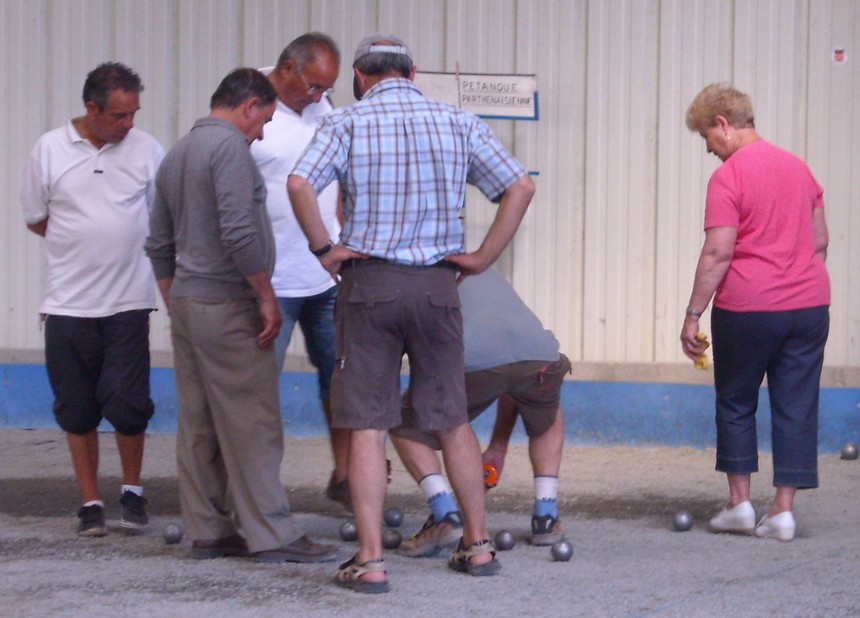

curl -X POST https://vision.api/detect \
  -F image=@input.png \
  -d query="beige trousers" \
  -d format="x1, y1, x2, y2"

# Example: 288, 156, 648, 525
170, 297, 303, 552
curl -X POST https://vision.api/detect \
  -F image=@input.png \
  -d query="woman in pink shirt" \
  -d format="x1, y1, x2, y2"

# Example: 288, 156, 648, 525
681, 83, 830, 542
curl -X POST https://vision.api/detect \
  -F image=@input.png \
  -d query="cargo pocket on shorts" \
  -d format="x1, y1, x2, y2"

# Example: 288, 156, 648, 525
346, 283, 400, 308
337, 283, 402, 426
338, 283, 400, 369
426, 287, 461, 311
423, 287, 462, 345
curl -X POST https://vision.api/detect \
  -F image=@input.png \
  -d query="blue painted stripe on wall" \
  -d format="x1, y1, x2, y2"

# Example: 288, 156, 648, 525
2, 364, 857, 452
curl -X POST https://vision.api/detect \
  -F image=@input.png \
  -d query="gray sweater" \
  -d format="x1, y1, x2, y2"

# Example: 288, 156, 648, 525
460, 268, 559, 372
146, 117, 275, 300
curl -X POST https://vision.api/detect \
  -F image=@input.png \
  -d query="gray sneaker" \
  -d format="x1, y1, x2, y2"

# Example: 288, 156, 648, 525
119, 491, 149, 531
399, 512, 463, 558
77, 504, 107, 537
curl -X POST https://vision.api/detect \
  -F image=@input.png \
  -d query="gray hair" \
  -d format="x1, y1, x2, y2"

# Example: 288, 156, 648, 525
353, 51, 413, 78
276, 32, 340, 71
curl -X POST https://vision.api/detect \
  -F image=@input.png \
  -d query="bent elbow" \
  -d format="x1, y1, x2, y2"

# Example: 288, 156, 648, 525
715, 248, 734, 264
701, 244, 734, 266
286, 175, 307, 197
518, 174, 536, 200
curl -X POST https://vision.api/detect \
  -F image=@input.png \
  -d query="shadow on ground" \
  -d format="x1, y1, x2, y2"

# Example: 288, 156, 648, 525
0, 477, 724, 525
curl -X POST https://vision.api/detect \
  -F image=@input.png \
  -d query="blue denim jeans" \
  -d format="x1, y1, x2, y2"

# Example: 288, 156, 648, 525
712, 305, 829, 488
275, 286, 337, 401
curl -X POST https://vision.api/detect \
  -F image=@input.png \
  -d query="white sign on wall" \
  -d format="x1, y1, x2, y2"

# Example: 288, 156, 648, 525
414, 71, 539, 120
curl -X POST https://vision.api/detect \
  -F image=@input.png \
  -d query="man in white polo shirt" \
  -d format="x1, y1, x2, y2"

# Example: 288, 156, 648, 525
21, 63, 164, 537
251, 33, 351, 509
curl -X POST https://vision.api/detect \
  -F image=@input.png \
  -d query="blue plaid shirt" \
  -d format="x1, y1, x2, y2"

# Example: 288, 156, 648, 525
291, 78, 527, 265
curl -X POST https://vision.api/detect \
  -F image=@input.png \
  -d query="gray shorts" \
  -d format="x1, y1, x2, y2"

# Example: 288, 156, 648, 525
393, 354, 571, 449
330, 259, 467, 431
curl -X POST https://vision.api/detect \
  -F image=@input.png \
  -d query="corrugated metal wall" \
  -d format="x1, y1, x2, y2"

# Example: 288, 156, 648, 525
2, 0, 858, 379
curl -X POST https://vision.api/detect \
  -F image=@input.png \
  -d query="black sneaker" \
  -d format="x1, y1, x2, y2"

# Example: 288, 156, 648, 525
119, 490, 149, 531
77, 504, 107, 537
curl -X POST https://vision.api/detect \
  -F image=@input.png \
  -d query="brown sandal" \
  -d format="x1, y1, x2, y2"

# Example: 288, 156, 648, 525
447, 538, 501, 576
335, 555, 389, 594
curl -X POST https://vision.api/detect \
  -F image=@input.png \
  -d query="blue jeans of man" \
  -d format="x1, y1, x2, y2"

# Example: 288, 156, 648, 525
275, 286, 337, 401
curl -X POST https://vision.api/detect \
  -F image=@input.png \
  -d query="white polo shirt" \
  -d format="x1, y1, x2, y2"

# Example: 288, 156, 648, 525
21, 122, 164, 317
250, 76, 340, 298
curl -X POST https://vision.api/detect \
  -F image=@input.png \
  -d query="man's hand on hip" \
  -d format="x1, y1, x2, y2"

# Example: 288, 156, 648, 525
319, 245, 369, 281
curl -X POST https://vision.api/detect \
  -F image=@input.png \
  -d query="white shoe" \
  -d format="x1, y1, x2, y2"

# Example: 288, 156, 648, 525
709, 500, 755, 534
754, 511, 795, 542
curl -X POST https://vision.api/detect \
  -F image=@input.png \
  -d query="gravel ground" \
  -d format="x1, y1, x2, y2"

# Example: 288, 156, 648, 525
0, 429, 858, 617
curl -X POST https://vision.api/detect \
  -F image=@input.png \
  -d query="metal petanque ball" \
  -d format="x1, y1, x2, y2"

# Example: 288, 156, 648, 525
494, 529, 515, 551
551, 540, 573, 562
672, 510, 694, 532
841, 442, 858, 461
383, 507, 404, 528
339, 520, 358, 542
382, 528, 402, 550
162, 523, 183, 545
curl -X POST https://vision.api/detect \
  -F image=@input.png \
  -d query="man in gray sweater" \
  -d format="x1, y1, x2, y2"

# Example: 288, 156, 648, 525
145, 68, 338, 564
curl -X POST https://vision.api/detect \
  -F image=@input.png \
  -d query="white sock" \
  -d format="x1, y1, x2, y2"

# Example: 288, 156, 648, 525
534, 476, 559, 502
122, 485, 143, 496
82, 500, 104, 508
418, 473, 452, 500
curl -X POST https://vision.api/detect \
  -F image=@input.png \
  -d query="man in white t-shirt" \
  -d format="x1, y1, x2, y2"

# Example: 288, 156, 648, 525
20, 63, 164, 537
250, 33, 351, 509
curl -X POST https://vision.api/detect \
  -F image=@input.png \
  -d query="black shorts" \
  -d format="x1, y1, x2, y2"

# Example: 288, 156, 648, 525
44, 310, 154, 435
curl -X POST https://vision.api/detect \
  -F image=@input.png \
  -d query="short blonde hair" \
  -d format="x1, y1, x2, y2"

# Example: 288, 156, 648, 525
685, 83, 755, 132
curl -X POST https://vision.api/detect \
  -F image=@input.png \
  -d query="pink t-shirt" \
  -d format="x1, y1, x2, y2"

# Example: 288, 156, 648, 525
705, 140, 830, 312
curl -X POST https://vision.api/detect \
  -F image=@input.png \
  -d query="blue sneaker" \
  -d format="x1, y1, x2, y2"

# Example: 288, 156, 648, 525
530, 514, 565, 545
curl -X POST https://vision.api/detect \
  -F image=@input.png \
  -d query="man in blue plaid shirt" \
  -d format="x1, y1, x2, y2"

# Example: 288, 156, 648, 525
289, 33, 534, 594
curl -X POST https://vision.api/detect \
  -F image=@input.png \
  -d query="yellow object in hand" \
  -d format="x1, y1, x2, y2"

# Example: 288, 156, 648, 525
695, 333, 710, 370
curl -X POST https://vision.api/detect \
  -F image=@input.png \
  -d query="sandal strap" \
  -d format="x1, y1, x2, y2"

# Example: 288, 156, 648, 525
454, 538, 496, 560
336, 555, 387, 582
358, 557, 386, 573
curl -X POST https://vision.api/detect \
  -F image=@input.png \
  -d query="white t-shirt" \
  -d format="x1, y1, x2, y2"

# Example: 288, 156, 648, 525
251, 80, 340, 297
21, 122, 164, 317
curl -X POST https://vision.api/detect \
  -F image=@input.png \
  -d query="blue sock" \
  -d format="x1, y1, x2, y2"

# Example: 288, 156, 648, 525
428, 492, 458, 523
534, 498, 558, 519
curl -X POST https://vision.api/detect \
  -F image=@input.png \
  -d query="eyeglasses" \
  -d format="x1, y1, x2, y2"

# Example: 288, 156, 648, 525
298, 70, 334, 97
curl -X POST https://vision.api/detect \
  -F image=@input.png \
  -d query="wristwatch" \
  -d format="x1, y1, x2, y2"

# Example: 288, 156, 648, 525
310, 241, 333, 257
685, 306, 703, 318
